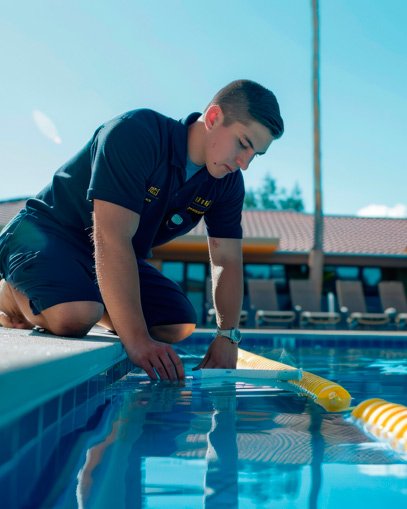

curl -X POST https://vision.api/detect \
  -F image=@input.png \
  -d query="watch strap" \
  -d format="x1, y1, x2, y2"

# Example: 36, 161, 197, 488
216, 327, 242, 344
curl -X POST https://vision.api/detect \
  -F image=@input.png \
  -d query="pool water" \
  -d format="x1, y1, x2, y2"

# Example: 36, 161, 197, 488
28, 344, 407, 508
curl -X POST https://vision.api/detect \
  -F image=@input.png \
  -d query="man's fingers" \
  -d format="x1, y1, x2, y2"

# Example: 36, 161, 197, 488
192, 359, 205, 371
167, 349, 185, 379
144, 362, 158, 381
201, 358, 216, 369
150, 347, 184, 381
130, 342, 184, 381
152, 356, 171, 380
158, 355, 176, 381
192, 354, 209, 371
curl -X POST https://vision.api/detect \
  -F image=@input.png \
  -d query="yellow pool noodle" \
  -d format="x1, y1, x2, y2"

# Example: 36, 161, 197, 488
237, 348, 352, 412
351, 398, 407, 454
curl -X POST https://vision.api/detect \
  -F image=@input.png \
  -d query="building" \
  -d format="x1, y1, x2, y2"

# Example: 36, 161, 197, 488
1, 197, 406, 324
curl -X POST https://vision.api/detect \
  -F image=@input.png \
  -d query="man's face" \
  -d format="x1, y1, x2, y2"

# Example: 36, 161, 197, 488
204, 105, 273, 179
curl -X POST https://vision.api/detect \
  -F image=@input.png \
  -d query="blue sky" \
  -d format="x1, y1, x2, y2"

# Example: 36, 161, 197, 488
1, 0, 406, 217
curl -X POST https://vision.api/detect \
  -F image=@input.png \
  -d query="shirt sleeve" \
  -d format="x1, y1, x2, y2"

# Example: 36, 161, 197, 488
204, 171, 244, 239
87, 110, 160, 214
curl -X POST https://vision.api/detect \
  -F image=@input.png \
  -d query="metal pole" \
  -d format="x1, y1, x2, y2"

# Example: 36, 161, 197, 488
310, 0, 324, 291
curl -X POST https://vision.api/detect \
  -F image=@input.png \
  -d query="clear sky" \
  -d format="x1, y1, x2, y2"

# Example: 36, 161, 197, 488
1, 0, 406, 217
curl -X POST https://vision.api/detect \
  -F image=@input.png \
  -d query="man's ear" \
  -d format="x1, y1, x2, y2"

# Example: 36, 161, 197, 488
204, 104, 224, 130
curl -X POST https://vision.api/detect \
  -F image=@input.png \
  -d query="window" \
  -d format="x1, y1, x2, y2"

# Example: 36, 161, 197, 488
186, 263, 207, 325
362, 267, 381, 288
244, 264, 286, 281
286, 264, 309, 281
336, 267, 359, 280
162, 262, 184, 284
186, 263, 206, 287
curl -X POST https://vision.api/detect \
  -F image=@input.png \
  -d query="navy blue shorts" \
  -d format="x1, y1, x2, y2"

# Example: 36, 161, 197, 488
0, 210, 196, 327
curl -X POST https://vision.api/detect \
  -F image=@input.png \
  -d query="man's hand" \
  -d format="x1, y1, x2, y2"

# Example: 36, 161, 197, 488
125, 335, 185, 381
193, 335, 238, 370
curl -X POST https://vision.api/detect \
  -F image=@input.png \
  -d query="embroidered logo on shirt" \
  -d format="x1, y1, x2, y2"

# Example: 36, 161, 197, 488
148, 186, 160, 197
194, 196, 212, 207
187, 196, 213, 215
145, 186, 161, 203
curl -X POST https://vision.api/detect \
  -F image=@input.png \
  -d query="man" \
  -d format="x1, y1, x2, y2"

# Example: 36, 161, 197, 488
0, 79, 284, 380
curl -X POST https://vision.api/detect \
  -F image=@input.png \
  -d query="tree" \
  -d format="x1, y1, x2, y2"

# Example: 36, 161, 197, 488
278, 182, 305, 212
243, 188, 258, 209
243, 173, 305, 211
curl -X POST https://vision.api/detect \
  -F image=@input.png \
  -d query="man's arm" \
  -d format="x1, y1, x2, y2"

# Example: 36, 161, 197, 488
93, 199, 184, 380
195, 237, 244, 369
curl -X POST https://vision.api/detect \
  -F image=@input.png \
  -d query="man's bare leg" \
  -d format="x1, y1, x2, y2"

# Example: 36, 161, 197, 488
98, 311, 195, 344
0, 279, 104, 337
0, 279, 33, 329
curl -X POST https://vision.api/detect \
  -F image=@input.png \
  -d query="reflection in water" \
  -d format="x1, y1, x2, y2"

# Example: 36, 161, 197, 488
76, 385, 150, 509
203, 391, 238, 508
308, 407, 325, 509
76, 380, 195, 508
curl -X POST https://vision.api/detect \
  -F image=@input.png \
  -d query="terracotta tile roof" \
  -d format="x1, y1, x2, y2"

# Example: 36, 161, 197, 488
189, 210, 407, 257
1, 199, 406, 257
0, 198, 28, 228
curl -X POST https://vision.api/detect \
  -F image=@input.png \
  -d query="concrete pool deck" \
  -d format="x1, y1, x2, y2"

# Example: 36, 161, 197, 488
0, 325, 406, 428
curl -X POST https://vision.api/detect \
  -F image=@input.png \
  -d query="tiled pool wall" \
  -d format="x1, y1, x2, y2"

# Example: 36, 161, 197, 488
0, 357, 133, 509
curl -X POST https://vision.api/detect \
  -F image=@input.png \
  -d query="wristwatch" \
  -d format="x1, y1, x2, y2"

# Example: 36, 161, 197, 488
216, 327, 242, 344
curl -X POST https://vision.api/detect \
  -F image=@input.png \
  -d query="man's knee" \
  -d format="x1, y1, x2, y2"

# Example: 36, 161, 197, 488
42, 301, 104, 338
150, 323, 196, 344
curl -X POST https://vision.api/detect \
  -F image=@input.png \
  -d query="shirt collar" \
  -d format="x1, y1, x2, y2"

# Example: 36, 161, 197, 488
170, 112, 201, 169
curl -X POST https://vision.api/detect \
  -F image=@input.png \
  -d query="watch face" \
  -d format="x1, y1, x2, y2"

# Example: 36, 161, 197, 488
230, 329, 241, 342
217, 328, 241, 343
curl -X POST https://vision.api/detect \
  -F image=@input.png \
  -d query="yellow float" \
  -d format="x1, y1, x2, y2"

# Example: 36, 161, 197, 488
237, 348, 352, 412
351, 398, 407, 453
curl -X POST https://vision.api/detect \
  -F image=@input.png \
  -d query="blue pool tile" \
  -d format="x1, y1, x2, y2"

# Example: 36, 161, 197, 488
0, 473, 15, 509
61, 388, 75, 416
42, 395, 60, 430
15, 443, 40, 508
88, 378, 99, 400
0, 422, 18, 464
75, 381, 89, 406
18, 407, 39, 448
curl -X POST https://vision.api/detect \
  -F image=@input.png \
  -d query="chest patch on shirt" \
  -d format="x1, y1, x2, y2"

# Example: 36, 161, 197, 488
187, 196, 213, 215
145, 185, 161, 203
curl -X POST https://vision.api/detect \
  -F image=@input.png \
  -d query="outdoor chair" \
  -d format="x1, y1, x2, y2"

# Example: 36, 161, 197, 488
336, 280, 390, 329
247, 279, 296, 328
289, 279, 341, 327
378, 281, 407, 329
205, 277, 248, 326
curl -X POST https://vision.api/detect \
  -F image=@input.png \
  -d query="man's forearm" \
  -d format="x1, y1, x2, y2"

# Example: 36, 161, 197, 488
94, 234, 149, 349
211, 261, 244, 329
92, 201, 184, 380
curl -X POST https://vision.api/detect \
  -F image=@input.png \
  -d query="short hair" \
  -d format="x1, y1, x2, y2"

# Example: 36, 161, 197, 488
206, 79, 284, 139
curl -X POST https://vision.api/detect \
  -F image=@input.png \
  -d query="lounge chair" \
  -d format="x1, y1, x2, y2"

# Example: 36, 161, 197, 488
336, 280, 390, 329
247, 279, 296, 327
378, 281, 407, 329
205, 277, 248, 326
289, 279, 341, 327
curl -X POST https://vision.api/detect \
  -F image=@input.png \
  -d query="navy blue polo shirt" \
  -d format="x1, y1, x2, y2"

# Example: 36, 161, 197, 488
25, 109, 244, 258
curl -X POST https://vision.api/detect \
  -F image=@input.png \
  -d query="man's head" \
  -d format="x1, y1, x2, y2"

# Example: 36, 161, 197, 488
205, 79, 284, 140
200, 79, 284, 179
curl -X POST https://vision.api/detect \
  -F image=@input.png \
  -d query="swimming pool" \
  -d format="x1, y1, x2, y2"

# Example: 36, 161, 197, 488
1, 332, 407, 508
